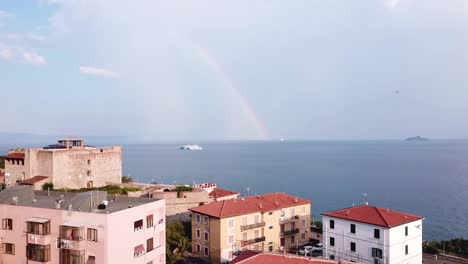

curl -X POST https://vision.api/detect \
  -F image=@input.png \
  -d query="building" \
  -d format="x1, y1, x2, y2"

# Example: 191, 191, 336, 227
194, 183, 240, 202
231, 250, 354, 264
321, 203, 423, 264
0, 185, 165, 264
189, 193, 312, 264
2, 138, 122, 189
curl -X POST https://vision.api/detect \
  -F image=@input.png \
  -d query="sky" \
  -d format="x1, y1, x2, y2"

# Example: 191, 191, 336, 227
1, 0, 468, 141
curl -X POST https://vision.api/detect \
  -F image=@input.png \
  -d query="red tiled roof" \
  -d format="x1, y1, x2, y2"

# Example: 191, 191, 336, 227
209, 187, 239, 199
190, 193, 310, 219
321, 205, 423, 228
21, 176, 49, 185
2, 153, 25, 159
231, 251, 352, 264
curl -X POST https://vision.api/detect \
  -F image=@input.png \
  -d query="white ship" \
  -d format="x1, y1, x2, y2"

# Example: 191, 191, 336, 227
180, 145, 203, 150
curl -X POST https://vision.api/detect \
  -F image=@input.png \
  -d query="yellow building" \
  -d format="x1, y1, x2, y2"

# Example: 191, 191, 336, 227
189, 193, 312, 264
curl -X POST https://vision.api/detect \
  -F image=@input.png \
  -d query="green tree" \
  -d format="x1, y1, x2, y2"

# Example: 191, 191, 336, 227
42, 182, 54, 191
166, 221, 191, 263
0, 157, 4, 169
122, 176, 134, 183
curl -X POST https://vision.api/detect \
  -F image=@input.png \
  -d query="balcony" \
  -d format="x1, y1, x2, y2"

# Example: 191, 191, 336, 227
281, 228, 299, 237
240, 222, 266, 231
240, 236, 266, 247
27, 234, 51, 245
279, 215, 299, 224
58, 225, 85, 250
57, 239, 85, 250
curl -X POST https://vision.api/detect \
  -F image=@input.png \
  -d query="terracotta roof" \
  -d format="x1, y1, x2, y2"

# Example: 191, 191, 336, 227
190, 193, 310, 219
231, 251, 350, 264
321, 205, 423, 228
209, 187, 239, 199
21, 176, 49, 185
2, 153, 25, 159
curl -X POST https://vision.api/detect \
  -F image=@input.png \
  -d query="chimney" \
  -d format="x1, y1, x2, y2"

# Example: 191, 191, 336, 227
275, 201, 279, 206
365, 202, 369, 206
387, 208, 390, 214
294, 197, 299, 203
346, 209, 350, 216
259, 202, 263, 209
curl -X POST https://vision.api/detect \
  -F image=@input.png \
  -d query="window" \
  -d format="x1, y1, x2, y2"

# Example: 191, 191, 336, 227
134, 220, 143, 231
203, 216, 209, 224
350, 242, 356, 252
301, 220, 306, 228
405, 245, 409, 255
228, 235, 234, 244
2, 218, 13, 230
329, 219, 335, 229
405, 226, 408, 236
280, 210, 285, 217
196, 244, 201, 253
2, 243, 14, 255
87, 159, 91, 165
269, 212, 273, 215
330, 237, 335, 246
374, 229, 380, 239
269, 245, 274, 251
254, 230, 260, 238
269, 226, 273, 229
196, 229, 201, 238
27, 220, 50, 235
147, 214, 154, 228
290, 236, 295, 244
196, 214, 200, 224
242, 216, 247, 226
204, 232, 209, 241
147, 238, 154, 252
254, 215, 260, 224
372, 248, 383, 259
228, 219, 234, 228
204, 247, 209, 256
87, 170, 91, 176
350, 224, 356, 234
330, 255, 335, 260
26, 244, 50, 262
87, 228, 98, 242
301, 233, 306, 240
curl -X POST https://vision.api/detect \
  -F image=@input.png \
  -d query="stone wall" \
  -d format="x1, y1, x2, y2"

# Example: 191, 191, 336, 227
150, 189, 210, 222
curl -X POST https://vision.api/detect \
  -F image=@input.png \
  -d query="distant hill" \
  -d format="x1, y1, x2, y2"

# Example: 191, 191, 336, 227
405, 136, 429, 141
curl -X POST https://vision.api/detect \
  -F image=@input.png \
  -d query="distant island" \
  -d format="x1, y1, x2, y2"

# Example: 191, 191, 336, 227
405, 136, 429, 141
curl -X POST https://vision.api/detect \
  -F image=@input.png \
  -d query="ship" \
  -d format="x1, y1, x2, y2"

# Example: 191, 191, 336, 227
180, 145, 203, 150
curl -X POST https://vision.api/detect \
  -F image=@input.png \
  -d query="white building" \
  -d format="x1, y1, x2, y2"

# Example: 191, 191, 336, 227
322, 204, 423, 264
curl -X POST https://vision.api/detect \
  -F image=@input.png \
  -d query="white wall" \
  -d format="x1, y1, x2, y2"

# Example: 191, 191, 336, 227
322, 216, 422, 264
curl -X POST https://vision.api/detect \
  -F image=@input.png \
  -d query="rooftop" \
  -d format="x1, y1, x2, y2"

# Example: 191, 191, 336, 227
190, 192, 310, 218
321, 204, 423, 228
208, 187, 239, 199
0, 186, 160, 214
2, 153, 25, 159
231, 251, 352, 264
21, 176, 49, 185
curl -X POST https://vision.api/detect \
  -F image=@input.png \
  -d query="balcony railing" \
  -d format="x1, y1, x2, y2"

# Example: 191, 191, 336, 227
57, 239, 85, 250
279, 215, 299, 224
240, 236, 266, 247
240, 222, 266, 231
281, 228, 299, 237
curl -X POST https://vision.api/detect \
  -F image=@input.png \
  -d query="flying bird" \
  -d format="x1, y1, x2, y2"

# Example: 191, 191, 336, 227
394, 91, 400, 94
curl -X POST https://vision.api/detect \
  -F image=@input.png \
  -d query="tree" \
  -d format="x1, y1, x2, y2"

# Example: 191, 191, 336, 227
0, 157, 4, 169
122, 176, 134, 183
312, 220, 323, 230
166, 221, 191, 263
42, 182, 54, 191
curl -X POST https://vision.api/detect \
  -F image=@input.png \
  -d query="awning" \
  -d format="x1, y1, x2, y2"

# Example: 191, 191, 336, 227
62, 221, 84, 228
134, 244, 145, 255
27, 217, 50, 224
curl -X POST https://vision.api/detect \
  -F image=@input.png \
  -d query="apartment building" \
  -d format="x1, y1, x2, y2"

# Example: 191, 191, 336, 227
231, 250, 354, 264
0, 185, 165, 264
189, 193, 311, 264
322, 203, 423, 264
2, 138, 122, 189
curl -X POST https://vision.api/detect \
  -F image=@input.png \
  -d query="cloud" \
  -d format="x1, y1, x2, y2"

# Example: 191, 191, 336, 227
0, 10, 13, 27
79, 66, 119, 78
27, 33, 46, 41
0, 33, 19, 41
384, 0, 402, 9
0, 43, 47, 66
23, 52, 47, 65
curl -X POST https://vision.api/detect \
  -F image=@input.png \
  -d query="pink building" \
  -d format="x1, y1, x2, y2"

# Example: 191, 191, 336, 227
0, 185, 165, 264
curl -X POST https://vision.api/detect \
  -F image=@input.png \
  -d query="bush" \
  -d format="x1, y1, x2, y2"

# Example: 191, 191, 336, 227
0, 157, 4, 169
54, 185, 140, 195
42, 182, 54, 191
0, 183, 5, 191
122, 176, 134, 183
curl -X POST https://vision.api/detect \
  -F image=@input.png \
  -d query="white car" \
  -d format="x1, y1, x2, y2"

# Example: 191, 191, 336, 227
299, 244, 323, 256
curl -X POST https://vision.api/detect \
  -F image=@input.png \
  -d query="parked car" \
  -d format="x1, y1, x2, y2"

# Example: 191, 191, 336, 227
299, 243, 323, 256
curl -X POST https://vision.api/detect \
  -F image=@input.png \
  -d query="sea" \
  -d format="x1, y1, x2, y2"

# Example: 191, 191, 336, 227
2, 140, 468, 241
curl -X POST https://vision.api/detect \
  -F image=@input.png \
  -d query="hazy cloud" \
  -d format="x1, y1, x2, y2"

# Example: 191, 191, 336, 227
79, 66, 119, 78
0, 45, 14, 60
23, 52, 47, 65
0, 43, 47, 66
27, 33, 46, 41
